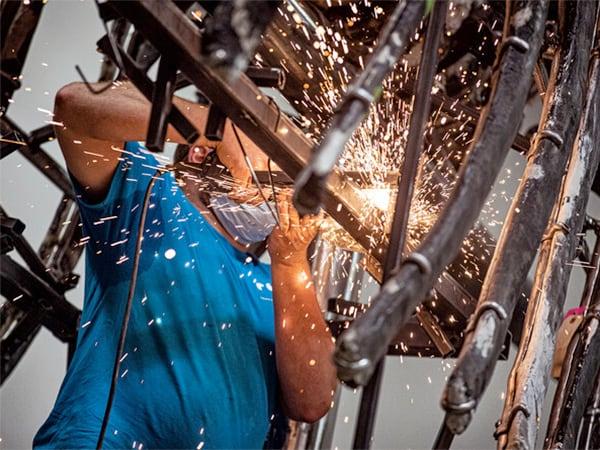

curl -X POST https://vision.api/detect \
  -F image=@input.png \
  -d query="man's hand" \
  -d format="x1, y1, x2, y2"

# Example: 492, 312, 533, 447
268, 192, 322, 265
268, 191, 335, 423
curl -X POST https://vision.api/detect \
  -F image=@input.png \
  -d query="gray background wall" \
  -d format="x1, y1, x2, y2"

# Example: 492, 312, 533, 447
1, 1, 598, 449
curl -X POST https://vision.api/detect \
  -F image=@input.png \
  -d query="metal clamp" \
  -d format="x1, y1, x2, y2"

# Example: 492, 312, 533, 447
579, 307, 600, 330
403, 252, 432, 275
465, 301, 508, 335
541, 221, 570, 242
494, 404, 530, 439
441, 397, 477, 414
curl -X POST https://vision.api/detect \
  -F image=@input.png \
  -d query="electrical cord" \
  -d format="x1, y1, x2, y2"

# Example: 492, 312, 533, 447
96, 171, 161, 449
230, 123, 280, 227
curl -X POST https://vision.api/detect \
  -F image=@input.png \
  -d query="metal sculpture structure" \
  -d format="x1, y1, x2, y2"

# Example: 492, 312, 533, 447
1, 1, 599, 449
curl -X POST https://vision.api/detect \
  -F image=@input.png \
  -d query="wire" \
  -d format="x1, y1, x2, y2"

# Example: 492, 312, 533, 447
78, 0, 126, 95
96, 172, 161, 449
267, 158, 280, 224
230, 123, 280, 227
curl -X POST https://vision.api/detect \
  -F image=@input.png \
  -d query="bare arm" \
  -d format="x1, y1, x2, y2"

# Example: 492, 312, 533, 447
268, 196, 337, 423
53, 81, 209, 202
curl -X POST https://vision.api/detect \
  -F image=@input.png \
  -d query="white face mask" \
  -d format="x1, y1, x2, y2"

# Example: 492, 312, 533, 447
210, 194, 277, 245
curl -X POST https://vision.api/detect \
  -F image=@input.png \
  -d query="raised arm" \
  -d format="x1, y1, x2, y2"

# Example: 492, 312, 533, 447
53, 81, 209, 202
268, 195, 337, 423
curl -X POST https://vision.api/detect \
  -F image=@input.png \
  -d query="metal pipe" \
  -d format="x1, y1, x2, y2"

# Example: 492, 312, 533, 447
293, 0, 426, 215
443, 0, 596, 439
334, 0, 548, 389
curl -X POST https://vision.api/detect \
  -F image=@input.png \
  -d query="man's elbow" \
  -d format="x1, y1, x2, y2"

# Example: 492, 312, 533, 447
285, 397, 333, 424
54, 82, 89, 133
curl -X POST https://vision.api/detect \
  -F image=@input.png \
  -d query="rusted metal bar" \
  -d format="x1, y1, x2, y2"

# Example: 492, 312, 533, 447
334, 0, 548, 387
444, 0, 596, 438
293, 0, 426, 215
500, 42, 599, 450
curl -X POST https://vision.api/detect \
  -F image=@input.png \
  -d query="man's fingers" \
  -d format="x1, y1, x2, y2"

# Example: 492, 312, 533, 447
278, 197, 290, 233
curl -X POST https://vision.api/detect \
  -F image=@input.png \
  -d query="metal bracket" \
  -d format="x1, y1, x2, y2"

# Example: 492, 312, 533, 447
465, 301, 508, 335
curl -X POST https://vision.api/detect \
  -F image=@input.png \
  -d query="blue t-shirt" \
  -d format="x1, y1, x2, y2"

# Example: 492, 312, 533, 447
34, 142, 283, 449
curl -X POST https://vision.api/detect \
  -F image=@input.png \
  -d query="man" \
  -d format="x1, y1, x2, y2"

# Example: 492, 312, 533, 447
33, 81, 337, 449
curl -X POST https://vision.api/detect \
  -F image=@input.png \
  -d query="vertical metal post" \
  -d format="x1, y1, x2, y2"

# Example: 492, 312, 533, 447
351, 2, 448, 448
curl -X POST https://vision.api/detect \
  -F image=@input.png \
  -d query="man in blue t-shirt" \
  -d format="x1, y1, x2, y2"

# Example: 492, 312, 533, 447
33, 81, 337, 449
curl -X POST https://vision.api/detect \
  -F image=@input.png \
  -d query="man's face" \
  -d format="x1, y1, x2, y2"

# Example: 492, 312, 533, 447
178, 141, 278, 206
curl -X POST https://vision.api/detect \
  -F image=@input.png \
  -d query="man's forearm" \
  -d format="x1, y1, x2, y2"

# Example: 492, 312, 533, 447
271, 257, 337, 423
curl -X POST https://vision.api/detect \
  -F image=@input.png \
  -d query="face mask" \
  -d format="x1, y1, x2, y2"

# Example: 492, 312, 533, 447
209, 194, 277, 245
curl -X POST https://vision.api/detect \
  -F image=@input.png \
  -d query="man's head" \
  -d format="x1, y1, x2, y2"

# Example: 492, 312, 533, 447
172, 122, 276, 205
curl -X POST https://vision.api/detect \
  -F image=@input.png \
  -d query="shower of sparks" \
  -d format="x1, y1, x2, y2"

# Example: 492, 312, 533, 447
270, 0, 518, 293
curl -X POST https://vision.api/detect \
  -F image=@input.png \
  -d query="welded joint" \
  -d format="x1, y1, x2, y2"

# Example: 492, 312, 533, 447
534, 129, 564, 148
403, 252, 432, 275
541, 221, 570, 242
493, 404, 531, 440
464, 301, 508, 335
441, 397, 476, 414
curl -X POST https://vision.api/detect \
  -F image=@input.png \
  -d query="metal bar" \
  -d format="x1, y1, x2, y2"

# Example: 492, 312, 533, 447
352, 5, 448, 447
205, 105, 227, 141
146, 56, 177, 152
334, 0, 548, 388
0, 0, 45, 112
1, 213, 62, 290
38, 195, 83, 289
1, 309, 43, 383
445, 0, 596, 439
432, 422, 455, 450
352, 360, 385, 450
1, 117, 74, 198
0, 255, 80, 342
293, 0, 426, 215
